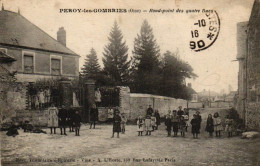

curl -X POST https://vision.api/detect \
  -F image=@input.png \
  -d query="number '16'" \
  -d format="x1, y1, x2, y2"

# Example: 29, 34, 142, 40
191, 30, 199, 38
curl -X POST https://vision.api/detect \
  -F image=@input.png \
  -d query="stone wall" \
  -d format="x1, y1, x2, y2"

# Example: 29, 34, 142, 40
0, 82, 27, 123
210, 101, 233, 108
246, 102, 260, 131
15, 110, 49, 126
119, 87, 187, 120
188, 102, 203, 109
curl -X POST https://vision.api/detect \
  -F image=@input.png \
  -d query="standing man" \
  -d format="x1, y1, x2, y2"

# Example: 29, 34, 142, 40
196, 111, 202, 132
154, 109, 161, 130
146, 105, 154, 116
177, 106, 184, 118
58, 106, 67, 135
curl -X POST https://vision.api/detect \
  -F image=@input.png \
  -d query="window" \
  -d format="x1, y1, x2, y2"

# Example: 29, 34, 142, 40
51, 58, 61, 75
24, 55, 34, 73
0, 48, 7, 54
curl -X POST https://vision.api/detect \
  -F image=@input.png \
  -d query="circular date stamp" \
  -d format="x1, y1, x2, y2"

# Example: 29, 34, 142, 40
189, 10, 220, 52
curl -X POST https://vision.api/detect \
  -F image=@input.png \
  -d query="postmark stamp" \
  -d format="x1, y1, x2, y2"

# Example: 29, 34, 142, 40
189, 10, 220, 52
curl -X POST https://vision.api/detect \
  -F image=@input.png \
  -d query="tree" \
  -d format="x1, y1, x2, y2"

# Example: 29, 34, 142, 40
131, 19, 161, 94
160, 50, 197, 99
102, 21, 130, 85
81, 48, 101, 79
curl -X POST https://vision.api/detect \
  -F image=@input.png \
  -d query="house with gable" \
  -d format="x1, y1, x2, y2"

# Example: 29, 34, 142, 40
0, 7, 79, 83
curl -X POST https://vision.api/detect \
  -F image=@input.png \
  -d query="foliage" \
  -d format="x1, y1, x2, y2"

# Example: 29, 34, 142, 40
160, 50, 197, 99
102, 21, 130, 86
81, 48, 101, 80
130, 19, 161, 94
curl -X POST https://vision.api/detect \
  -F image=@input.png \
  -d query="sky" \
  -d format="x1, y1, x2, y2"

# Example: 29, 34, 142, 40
1, 0, 255, 94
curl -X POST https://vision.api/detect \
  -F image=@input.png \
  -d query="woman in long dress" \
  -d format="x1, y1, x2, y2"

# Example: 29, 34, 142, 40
144, 115, 152, 136
47, 103, 59, 134
205, 114, 214, 137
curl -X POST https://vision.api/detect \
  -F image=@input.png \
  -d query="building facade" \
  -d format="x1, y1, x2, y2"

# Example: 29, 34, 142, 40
0, 8, 79, 83
236, 0, 260, 130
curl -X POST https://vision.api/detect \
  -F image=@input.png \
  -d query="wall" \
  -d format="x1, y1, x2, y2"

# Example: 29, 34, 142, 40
0, 45, 79, 83
245, 0, 260, 131
210, 102, 232, 108
119, 87, 187, 120
0, 82, 27, 123
246, 102, 260, 130
188, 102, 203, 109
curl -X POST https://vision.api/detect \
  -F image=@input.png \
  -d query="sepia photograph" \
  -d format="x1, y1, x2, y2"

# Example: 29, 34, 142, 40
0, 0, 259, 165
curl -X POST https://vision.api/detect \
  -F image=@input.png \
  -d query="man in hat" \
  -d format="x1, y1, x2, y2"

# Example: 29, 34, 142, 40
177, 106, 184, 118
146, 105, 154, 116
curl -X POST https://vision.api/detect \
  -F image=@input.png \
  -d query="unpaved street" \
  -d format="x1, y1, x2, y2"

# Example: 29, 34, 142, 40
1, 108, 260, 166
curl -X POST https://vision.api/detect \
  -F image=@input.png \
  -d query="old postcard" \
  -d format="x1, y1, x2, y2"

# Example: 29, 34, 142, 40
0, 0, 259, 165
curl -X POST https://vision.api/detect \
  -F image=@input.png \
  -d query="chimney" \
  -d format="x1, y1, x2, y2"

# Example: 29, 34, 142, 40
188, 83, 192, 88
57, 27, 66, 46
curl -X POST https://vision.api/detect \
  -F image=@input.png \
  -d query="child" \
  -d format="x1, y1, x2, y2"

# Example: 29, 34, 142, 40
90, 104, 98, 129
225, 115, 234, 138
121, 114, 127, 134
151, 113, 157, 131
165, 114, 172, 137
206, 114, 214, 137
179, 116, 186, 137
190, 114, 200, 139
213, 112, 222, 137
111, 110, 121, 138
172, 110, 179, 137
137, 116, 144, 136
68, 107, 75, 132
73, 110, 81, 136
183, 112, 189, 132
144, 115, 152, 136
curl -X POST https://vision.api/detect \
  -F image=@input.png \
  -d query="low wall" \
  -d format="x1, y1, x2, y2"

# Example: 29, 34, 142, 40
188, 102, 203, 109
119, 87, 187, 120
210, 102, 233, 108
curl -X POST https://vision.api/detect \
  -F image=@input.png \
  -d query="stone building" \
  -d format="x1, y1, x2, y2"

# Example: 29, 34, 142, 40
0, 7, 80, 124
236, 0, 260, 130
236, 22, 248, 122
0, 7, 79, 83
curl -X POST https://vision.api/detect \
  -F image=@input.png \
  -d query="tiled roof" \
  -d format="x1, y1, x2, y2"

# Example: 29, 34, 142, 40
0, 10, 78, 56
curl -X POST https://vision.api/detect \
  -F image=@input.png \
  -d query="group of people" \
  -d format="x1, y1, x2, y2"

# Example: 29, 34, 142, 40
28, 84, 58, 109
136, 105, 161, 136
46, 103, 236, 139
205, 112, 234, 138
163, 106, 235, 138
47, 104, 82, 136
165, 106, 194, 138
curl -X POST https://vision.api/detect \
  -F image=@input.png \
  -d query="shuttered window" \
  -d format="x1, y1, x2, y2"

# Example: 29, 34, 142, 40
24, 55, 34, 73
51, 58, 61, 75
